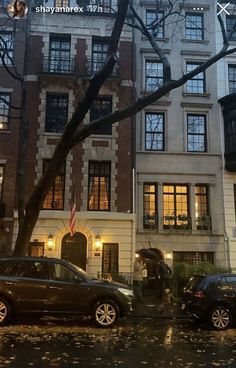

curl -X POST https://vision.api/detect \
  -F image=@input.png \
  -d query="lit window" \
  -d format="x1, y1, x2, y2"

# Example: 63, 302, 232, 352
163, 185, 190, 229
88, 161, 111, 211
143, 183, 157, 229
42, 160, 65, 210
54, 0, 69, 7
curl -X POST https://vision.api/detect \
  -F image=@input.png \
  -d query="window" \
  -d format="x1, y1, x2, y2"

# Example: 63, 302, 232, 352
186, 62, 205, 94
88, 0, 118, 13
90, 96, 112, 135
173, 251, 214, 265
195, 185, 210, 230
145, 61, 164, 91
42, 160, 65, 210
145, 112, 165, 151
146, 10, 164, 38
163, 185, 190, 229
0, 93, 10, 130
54, 0, 69, 6
0, 32, 13, 65
226, 15, 236, 41
102, 243, 119, 274
45, 93, 68, 133
225, 120, 236, 155
88, 161, 111, 211
12, 261, 48, 279
50, 263, 80, 282
228, 65, 236, 94
49, 35, 71, 73
29, 242, 44, 257
187, 114, 207, 152
225, 276, 236, 290
185, 13, 204, 40
143, 183, 157, 229
92, 38, 109, 73
0, 165, 4, 200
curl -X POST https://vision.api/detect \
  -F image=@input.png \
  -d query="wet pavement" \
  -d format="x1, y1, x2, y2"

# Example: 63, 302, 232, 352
0, 312, 235, 368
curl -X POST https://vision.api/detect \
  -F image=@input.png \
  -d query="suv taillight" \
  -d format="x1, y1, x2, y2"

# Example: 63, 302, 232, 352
194, 290, 205, 298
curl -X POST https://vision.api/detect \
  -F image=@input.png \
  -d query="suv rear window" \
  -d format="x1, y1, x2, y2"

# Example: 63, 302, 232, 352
186, 276, 205, 291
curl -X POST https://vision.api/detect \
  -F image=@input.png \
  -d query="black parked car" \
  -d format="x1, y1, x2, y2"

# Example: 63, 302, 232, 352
0, 257, 134, 328
180, 274, 236, 330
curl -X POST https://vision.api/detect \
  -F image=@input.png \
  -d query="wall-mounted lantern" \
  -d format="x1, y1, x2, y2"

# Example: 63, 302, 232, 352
47, 234, 54, 251
166, 252, 173, 260
94, 234, 102, 252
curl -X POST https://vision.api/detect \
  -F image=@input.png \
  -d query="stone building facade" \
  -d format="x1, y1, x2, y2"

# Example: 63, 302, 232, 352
134, 0, 226, 268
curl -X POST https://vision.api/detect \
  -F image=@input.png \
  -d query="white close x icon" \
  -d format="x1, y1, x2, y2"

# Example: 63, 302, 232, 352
217, 2, 230, 16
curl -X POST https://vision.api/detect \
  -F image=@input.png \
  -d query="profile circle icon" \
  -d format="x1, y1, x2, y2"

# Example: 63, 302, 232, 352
7, 0, 28, 19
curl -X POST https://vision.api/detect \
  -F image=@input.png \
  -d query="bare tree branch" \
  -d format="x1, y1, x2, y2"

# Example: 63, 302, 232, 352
130, 5, 172, 81
0, 97, 21, 110
70, 43, 236, 149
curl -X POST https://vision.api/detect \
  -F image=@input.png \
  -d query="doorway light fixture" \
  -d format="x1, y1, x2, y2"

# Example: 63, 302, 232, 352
47, 233, 54, 251
95, 234, 102, 252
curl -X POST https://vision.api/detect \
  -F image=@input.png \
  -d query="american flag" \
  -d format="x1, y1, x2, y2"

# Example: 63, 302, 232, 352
69, 189, 76, 237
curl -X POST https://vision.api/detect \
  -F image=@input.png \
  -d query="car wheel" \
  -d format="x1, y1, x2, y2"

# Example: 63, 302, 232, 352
92, 300, 119, 328
210, 306, 232, 330
0, 298, 12, 326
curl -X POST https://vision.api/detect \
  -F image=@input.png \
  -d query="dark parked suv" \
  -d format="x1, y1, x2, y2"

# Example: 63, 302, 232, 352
0, 257, 134, 328
181, 274, 236, 330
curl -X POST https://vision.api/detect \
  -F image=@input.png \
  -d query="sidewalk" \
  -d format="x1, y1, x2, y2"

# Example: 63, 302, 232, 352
132, 296, 187, 320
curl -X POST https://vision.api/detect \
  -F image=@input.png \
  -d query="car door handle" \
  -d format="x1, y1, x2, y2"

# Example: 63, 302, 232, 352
48, 286, 61, 290
5, 281, 15, 286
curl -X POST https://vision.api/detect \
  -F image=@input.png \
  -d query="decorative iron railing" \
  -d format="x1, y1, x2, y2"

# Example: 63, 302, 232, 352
196, 216, 211, 230
41, 57, 75, 74
85, 58, 118, 77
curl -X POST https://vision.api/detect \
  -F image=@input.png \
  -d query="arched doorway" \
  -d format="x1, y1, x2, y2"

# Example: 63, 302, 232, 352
61, 232, 87, 270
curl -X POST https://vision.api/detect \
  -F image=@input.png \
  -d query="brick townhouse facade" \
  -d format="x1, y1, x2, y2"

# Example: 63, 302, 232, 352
0, 0, 135, 277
